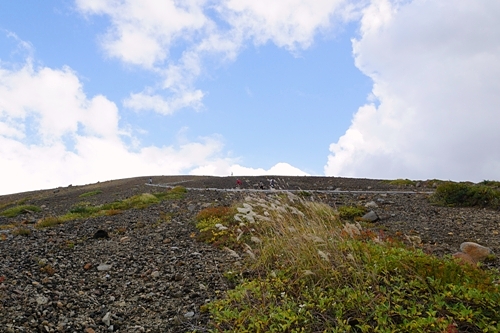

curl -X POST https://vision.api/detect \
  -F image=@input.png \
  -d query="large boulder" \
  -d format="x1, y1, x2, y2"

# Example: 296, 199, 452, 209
460, 242, 493, 262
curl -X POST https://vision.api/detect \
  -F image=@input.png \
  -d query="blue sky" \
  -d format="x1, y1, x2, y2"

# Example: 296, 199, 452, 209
1, 0, 500, 195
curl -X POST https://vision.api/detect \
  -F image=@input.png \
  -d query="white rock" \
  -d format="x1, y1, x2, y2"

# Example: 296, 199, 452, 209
102, 312, 111, 326
223, 247, 240, 259
365, 201, 379, 209
97, 264, 112, 271
250, 236, 262, 244
36, 296, 48, 305
214, 224, 228, 231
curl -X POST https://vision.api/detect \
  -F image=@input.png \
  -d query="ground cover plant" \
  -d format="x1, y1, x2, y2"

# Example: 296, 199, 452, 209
0, 205, 41, 218
430, 182, 500, 209
196, 194, 500, 332
34, 187, 187, 228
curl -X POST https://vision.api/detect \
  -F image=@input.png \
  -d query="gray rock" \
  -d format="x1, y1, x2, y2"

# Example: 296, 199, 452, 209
361, 211, 379, 222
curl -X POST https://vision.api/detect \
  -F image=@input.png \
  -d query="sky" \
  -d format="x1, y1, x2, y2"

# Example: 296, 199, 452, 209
1, 0, 499, 195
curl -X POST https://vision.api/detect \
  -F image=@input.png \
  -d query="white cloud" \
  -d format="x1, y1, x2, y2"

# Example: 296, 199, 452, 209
123, 89, 204, 114
75, 0, 210, 68
0, 57, 235, 195
217, 0, 348, 50
325, 0, 500, 182
191, 162, 309, 176
74, 0, 355, 114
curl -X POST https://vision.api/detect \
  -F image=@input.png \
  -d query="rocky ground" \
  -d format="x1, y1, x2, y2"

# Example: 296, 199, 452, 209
0, 176, 499, 332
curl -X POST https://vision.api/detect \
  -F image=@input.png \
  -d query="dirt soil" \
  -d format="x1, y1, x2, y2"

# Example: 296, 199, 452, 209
0, 176, 499, 332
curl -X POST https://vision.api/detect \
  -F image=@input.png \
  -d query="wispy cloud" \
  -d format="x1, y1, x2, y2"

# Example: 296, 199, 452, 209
74, 0, 354, 114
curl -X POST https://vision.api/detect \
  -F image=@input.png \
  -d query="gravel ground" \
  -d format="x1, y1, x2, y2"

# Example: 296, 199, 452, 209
1, 176, 499, 332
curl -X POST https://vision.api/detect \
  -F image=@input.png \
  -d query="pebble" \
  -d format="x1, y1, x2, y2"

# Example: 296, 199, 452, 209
97, 264, 112, 271
36, 296, 48, 305
102, 312, 112, 326
184, 311, 195, 318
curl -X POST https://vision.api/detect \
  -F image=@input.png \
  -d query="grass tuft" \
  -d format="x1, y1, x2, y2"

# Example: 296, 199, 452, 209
12, 227, 31, 236
35, 216, 64, 229
78, 190, 102, 198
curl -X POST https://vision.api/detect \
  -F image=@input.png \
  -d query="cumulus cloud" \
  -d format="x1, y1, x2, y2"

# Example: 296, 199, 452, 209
325, 0, 500, 182
0, 56, 234, 195
75, 0, 355, 114
190, 162, 309, 176
217, 0, 348, 50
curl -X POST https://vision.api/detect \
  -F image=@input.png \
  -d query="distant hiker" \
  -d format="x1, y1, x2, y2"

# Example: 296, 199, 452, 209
148, 177, 152, 184
259, 181, 264, 190
236, 179, 242, 188
269, 179, 275, 188
231, 172, 233, 176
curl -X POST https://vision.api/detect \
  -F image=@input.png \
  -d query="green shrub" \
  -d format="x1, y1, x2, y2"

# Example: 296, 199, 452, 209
479, 180, 500, 189
78, 190, 102, 198
204, 194, 500, 332
338, 205, 366, 220
385, 178, 416, 186
430, 182, 500, 208
0, 205, 41, 218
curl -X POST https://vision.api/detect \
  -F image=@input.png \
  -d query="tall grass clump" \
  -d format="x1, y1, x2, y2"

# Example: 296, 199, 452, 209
202, 194, 500, 332
430, 182, 500, 209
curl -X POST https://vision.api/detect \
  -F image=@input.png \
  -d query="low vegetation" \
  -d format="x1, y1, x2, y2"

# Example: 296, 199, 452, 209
385, 178, 417, 187
195, 193, 500, 332
337, 205, 366, 220
35, 216, 65, 229
0, 205, 41, 218
34, 187, 188, 228
12, 227, 31, 236
430, 182, 500, 209
78, 190, 102, 198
